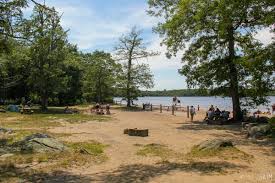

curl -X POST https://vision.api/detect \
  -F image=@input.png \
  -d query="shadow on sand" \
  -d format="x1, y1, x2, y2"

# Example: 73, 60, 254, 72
176, 120, 275, 156
0, 164, 92, 183
176, 120, 241, 132
90, 161, 248, 183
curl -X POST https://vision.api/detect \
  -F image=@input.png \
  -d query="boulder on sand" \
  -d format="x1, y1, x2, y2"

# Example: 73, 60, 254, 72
196, 139, 233, 151
0, 127, 13, 134
17, 133, 68, 153
247, 124, 272, 139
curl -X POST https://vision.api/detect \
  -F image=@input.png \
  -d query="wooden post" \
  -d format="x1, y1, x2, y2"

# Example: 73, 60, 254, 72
197, 105, 200, 111
142, 103, 145, 110
172, 105, 175, 115
187, 106, 190, 118
160, 104, 162, 113
150, 104, 153, 111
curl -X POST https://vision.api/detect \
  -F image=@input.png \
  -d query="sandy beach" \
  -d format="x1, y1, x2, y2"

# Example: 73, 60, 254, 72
47, 108, 275, 183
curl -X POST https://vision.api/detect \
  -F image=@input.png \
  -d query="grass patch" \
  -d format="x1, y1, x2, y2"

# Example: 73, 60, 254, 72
66, 141, 108, 156
136, 143, 181, 160
1, 140, 108, 171
187, 146, 253, 162
0, 110, 110, 129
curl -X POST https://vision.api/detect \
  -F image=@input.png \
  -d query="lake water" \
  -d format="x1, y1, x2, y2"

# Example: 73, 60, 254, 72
114, 96, 275, 112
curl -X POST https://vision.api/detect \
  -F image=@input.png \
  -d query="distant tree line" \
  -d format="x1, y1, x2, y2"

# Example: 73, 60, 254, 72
140, 89, 275, 97
0, 1, 155, 110
140, 89, 210, 97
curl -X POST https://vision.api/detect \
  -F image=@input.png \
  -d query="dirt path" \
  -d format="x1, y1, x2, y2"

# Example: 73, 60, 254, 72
50, 110, 275, 183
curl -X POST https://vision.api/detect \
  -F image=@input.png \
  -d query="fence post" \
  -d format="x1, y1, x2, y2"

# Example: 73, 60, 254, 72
187, 106, 190, 118
150, 104, 153, 111
160, 104, 162, 113
172, 105, 175, 115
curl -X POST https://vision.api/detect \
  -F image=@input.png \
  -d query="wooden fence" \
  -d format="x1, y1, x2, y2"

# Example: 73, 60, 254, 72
114, 100, 200, 118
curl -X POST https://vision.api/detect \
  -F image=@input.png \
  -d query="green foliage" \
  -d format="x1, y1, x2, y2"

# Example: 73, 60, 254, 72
57, 44, 84, 105
148, 0, 275, 119
82, 51, 121, 103
26, 6, 68, 110
269, 117, 275, 135
0, 0, 28, 53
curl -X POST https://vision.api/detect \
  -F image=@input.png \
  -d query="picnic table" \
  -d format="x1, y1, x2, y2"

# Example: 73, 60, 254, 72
21, 107, 34, 114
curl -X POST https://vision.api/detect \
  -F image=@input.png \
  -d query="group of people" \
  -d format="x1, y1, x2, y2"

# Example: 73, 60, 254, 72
172, 96, 181, 106
205, 105, 230, 120
91, 103, 111, 115
172, 96, 197, 121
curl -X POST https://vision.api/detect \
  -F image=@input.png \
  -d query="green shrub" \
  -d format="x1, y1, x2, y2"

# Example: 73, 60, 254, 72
269, 117, 275, 128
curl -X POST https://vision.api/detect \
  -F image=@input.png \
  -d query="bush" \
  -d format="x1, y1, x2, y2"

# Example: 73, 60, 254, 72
269, 117, 275, 128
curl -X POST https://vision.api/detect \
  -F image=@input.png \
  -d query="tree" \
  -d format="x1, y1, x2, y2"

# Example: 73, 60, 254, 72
115, 27, 157, 107
83, 51, 121, 103
0, 0, 51, 53
27, 5, 68, 110
0, 39, 30, 102
148, 0, 274, 120
57, 44, 84, 106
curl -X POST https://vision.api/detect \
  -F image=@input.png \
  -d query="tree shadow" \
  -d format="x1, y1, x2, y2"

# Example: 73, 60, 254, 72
118, 106, 145, 112
90, 161, 248, 183
176, 120, 241, 132
0, 163, 92, 183
33, 107, 68, 114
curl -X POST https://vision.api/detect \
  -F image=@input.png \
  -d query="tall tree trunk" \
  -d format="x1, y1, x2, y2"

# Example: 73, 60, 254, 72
228, 25, 242, 120
41, 95, 48, 111
126, 58, 132, 107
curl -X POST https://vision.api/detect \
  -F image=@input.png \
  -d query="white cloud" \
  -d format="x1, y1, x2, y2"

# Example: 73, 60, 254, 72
254, 27, 274, 45
138, 36, 183, 71
37, 1, 158, 51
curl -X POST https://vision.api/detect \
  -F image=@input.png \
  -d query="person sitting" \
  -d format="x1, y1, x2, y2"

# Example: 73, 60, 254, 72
206, 108, 215, 120
95, 103, 100, 113
97, 104, 104, 115
64, 106, 74, 114
220, 111, 230, 120
214, 107, 221, 119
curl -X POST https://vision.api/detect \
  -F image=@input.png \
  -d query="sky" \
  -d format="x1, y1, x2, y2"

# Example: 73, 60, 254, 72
25, 0, 274, 91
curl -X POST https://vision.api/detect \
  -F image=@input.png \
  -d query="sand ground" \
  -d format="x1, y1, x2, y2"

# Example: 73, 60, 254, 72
48, 109, 275, 183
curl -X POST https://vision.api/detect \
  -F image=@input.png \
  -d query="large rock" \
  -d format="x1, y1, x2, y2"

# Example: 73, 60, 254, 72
197, 139, 233, 151
17, 133, 68, 153
0, 127, 13, 134
247, 124, 272, 139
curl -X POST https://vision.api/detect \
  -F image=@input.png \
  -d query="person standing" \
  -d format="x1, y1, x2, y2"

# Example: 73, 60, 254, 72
172, 96, 177, 106
190, 105, 196, 122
